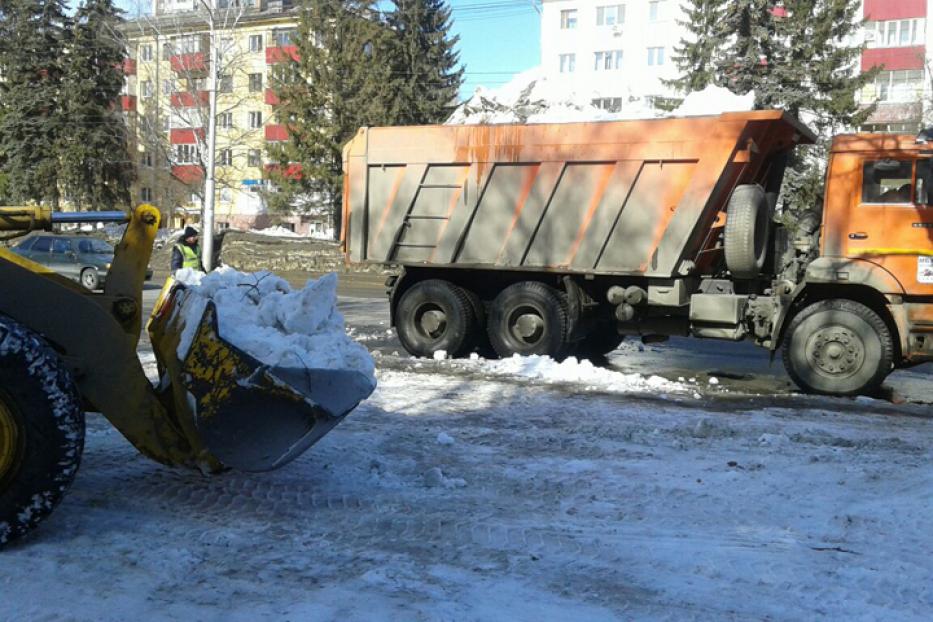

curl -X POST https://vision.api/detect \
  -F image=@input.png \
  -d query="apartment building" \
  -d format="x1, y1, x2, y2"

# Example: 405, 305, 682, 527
121, 1, 325, 234
858, 0, 932, 133
539, 0, 689, 110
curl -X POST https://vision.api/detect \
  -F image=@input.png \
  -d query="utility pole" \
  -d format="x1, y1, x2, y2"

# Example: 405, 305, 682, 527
200, 2, 218, 270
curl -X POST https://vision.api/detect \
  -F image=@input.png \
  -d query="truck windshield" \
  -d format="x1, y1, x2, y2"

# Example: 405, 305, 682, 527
862, 160, 913, 204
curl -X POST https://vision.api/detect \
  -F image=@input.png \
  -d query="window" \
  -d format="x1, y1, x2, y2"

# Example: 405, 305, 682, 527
249, 34, 263, 52
647, 46, 665, 66
861, 160, 913, 203
249, 111, 262, 129
141, 80, 153, 98
162, 79, 175, 96
248, 73, 263, 92
219, 74, 233, 93
176, 144, 198, 164
32, 237, 52, 253
141, 187, 153, 202
15, 238, 35, 251
596, 5, 624, 26
140, 151, 153, 167
77, 239, 113, 254
559, 53, 576, 73
51, 238, 71, 255
139, 44, 153, 62
162, 116, 170, 132
247, 149, 262, 167
592, 97, 623, 112
560, 9, 577, 29
875, 69, 923, 103
218, 112, 233, 129
162, 42, 172, 61
594, 50, 623, 71
861, 122, 920, 134
649, 0, 660, 21
867, 19, 924, 48
273, 29, 297, 46
219, 149, 233, 166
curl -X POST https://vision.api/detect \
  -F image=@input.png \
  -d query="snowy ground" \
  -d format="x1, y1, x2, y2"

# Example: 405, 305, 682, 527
2, 292, 931, 621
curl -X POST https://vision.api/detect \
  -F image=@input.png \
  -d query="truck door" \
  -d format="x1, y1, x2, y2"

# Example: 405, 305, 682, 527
852, 158, 933, 294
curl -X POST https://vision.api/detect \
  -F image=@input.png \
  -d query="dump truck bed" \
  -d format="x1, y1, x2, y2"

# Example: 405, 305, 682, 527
343, 111, 814, 278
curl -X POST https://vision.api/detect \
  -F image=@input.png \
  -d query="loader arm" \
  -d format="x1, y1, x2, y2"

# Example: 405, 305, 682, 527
0, 205, 220, 470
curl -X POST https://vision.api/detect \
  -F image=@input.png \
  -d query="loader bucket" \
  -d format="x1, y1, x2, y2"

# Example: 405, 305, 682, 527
149, 283, 375, 472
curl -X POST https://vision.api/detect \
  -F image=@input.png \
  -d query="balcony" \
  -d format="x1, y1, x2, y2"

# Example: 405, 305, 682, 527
170, 90, 210, 108
172, 164, 204, 184
266, 45, 299, 65
120, 95, 137, 112
170, 128, 205, 144
170, 52, 208, 74
122, 58, 136, 75
864, 0, 925, 21
265, 124, 289, 142
862, 46, 925, 71
265, 163, 302, 180
264, 88, 280, 106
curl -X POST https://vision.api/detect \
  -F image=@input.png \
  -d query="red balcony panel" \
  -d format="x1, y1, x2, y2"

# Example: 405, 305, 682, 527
265, 163, 302, 180
120, 95, 137, 112
862, 46, 926, 71
770, 6, 787, 18
265, 45, 299, 64
865, 0, 925, 20
265, 88, 280, 106
170, 128, 205, 144
122, 58, 137, 75
265, 124, 289, 142
172, 164, 204, 184
170, 90, 209, 108
170, 52, 207, 73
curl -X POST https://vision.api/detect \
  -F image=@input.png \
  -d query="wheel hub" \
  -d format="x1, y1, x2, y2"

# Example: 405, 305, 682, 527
0, 398, 22, 487
418, 308, 447, 339
512, 312, 544, 343
809, 327, 863, 376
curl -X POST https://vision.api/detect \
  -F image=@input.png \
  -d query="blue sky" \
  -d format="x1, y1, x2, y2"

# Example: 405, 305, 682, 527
115, 0, 541, 97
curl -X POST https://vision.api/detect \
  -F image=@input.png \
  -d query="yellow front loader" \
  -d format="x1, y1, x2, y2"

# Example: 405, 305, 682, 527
0, 205, 374, 546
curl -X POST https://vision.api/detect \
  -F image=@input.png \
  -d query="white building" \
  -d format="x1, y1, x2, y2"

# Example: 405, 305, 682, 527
539, 0, 689, 110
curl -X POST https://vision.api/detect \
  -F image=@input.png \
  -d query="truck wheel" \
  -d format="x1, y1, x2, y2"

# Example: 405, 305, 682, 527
782, 299, 894, 396
0, 318, 85, 547
488, 281, 570, 359
396, 280, 476, 358
725, 184, 770, 279
575, 324, 624, 359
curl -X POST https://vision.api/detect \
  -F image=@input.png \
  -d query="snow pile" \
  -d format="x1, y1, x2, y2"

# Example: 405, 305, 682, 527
249, 226, 306, 239
485, 354, 688, 395
669, 85, 756, 117
446, 67, 755, 125
173, 267, 375, 387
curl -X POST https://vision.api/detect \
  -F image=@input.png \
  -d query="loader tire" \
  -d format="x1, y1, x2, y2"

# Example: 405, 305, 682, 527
0, 317, 84, 548
725, 184, 770, 279
396, 279, 476, 358
488, 281, 570, 359
782, 299, 893, 396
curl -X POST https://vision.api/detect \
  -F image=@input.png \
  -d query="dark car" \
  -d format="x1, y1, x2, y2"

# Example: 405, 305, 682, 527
11, 234, 152, 290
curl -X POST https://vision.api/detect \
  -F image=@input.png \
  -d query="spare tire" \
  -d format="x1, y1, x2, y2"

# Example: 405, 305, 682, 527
725, 184, 771, 279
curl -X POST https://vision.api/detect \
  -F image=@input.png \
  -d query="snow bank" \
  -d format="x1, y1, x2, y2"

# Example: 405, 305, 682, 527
249, 226, 306, 238
446, 68, 755, 125
174, 267, 375, 387
486, 354, 688, 395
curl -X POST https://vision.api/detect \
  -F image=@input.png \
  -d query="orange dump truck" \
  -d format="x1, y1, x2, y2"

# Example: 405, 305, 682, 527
342, 111, 933, 395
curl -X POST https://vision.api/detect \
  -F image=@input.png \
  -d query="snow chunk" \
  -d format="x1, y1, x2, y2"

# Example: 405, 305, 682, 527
708, 377, 720, 385
423, 467, 466, 489
436, 432, 455, 446
432, 350, 447, 361
173, 267, 375, 387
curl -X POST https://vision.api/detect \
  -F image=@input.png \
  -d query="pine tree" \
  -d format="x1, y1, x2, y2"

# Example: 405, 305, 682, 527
266, 0, 395, 237
59, 0, 135, 210
385, 0, 463, 125
0, 0, 71, 206
666, 0, 728, 94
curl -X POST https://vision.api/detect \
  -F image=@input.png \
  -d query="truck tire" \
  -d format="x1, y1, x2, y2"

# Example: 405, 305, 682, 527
461, 287, 494, 357
725, 184, 770, 279
782, 299, 894, 396
574, 324, 624, 359
488, 281, 570, 359
396, 279, 476, 358
0, 317, 85, 547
